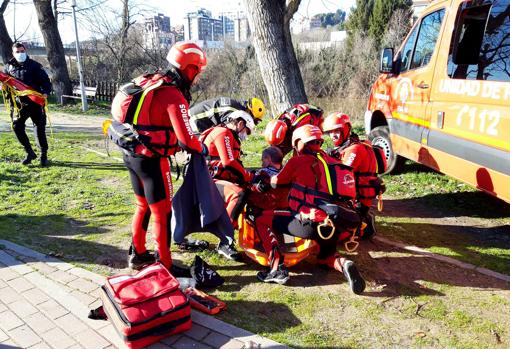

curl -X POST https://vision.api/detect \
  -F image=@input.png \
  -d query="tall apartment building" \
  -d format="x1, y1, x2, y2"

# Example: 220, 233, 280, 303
184, 8, 250, 42
234, 15, 250, 42
144, 13, 175, 49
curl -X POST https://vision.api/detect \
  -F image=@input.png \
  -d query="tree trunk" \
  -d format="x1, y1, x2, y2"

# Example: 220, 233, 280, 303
33, 0, 72, 98
117, 0, 132, 81
0, 0, 13, 64
244, 0, 307, 115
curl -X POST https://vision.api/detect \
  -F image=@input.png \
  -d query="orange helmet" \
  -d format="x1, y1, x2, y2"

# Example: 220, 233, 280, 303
321, 112, 351, 146
264, 119, 288, 145
166, 41, 207, 83
292, 125, 323, 148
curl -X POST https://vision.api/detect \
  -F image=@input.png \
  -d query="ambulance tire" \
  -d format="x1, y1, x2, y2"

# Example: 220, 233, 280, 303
368, 126, 406, 174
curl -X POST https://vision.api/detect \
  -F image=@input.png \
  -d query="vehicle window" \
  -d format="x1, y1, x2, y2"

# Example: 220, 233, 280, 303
410, 9, 445, 69
448, 0, 510, 82
399, 23, 419, 73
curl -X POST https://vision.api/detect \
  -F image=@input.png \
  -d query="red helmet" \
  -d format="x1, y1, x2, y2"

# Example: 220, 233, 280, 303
292, 125, 323, 148
264, 119, 288, 145
166, 41, 207, 83
321, 112, 351, 146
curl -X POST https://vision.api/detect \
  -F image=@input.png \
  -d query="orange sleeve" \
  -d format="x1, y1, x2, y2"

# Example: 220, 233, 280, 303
213, 129, 252, 182
340, 144, 363, 171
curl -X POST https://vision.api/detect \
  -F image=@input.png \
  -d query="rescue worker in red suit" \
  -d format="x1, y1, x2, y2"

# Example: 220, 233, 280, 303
264, 103, 323, 155
246, 146, 289, 214
122, 42, 208, 272
200, 110, 255, 259
321, 112, 386, 239
254, 125, 366, 294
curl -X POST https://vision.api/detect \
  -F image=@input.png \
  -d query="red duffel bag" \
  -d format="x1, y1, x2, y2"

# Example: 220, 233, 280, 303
99, 263, 191, 349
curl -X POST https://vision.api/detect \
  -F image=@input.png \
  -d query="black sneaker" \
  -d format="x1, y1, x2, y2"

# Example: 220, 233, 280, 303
22, 151, 37, 165
40, 153, 49, 167
217, 243, 242, 261
128, 245, 156, 270
256, 269, 290, 285
342, 260, 366, 295
361, 212, 377, 240
177, 238, 209, 251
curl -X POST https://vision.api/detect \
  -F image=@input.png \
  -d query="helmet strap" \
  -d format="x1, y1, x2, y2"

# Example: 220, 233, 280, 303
165, 67, 192, 103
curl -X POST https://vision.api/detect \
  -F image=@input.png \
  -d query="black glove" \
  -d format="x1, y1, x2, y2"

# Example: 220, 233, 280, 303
200, 143, 209, 156
255, 181, 271, 193
371, 177, 386, 194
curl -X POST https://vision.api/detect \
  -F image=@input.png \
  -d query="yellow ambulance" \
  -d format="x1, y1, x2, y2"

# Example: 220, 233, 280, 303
365, 0, 510, 202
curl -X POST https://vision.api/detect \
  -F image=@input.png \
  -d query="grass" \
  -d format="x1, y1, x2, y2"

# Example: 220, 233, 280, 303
1, 110, 510, 348
377, 159, 510, 275
46, 98, 111, 117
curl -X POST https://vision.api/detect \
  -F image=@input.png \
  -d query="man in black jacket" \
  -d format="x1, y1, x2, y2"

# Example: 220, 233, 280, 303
4, 42, 52, 166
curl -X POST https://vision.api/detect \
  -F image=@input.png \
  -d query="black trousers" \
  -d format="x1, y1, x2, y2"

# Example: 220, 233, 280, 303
13, 101, 48, 154
273, 203, 361, 259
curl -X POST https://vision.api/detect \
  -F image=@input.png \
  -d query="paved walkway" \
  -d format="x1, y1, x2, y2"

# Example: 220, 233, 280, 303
0, 109, 103, 133
0, 240, 288, 349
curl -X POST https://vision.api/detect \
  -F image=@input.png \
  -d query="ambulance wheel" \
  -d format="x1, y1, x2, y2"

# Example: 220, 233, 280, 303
368, 126, 406, 174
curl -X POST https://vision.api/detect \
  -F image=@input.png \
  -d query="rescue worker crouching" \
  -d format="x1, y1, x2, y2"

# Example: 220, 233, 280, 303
114, 41, 208, 273
200, 110, 255, 260
189, 96, 266, 134
254, 125, 366, 294
264, 103, 323, 156
321, 112, 387, 240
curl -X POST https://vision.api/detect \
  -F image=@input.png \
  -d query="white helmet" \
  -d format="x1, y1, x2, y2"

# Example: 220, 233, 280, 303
228, 110, 255, 134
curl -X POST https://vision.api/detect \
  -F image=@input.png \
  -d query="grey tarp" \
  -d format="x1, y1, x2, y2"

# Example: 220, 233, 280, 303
171, 153, 234, 245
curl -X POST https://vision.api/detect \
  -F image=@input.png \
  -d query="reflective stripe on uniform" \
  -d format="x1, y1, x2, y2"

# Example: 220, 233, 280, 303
316, 153, 333, 195
133, 79, 164, 125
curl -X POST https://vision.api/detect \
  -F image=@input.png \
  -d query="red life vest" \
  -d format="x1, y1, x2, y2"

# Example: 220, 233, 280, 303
110, 73, 178, 157
288, 152, 356, 217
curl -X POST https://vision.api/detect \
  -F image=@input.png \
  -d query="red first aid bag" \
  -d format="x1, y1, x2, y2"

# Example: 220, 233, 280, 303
99, 263, 191, 349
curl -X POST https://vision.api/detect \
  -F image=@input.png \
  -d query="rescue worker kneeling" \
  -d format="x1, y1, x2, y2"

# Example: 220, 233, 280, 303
254, 125, 366, 294
322, 112, 387, 239
200, 110, 255, 260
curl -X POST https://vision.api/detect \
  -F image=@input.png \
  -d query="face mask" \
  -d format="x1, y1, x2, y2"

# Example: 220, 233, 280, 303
14, 52, 27, 63
238, 130, 248, 141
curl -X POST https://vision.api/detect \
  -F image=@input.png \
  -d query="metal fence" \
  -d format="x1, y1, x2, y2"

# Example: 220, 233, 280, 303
70, 80, 119, 102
